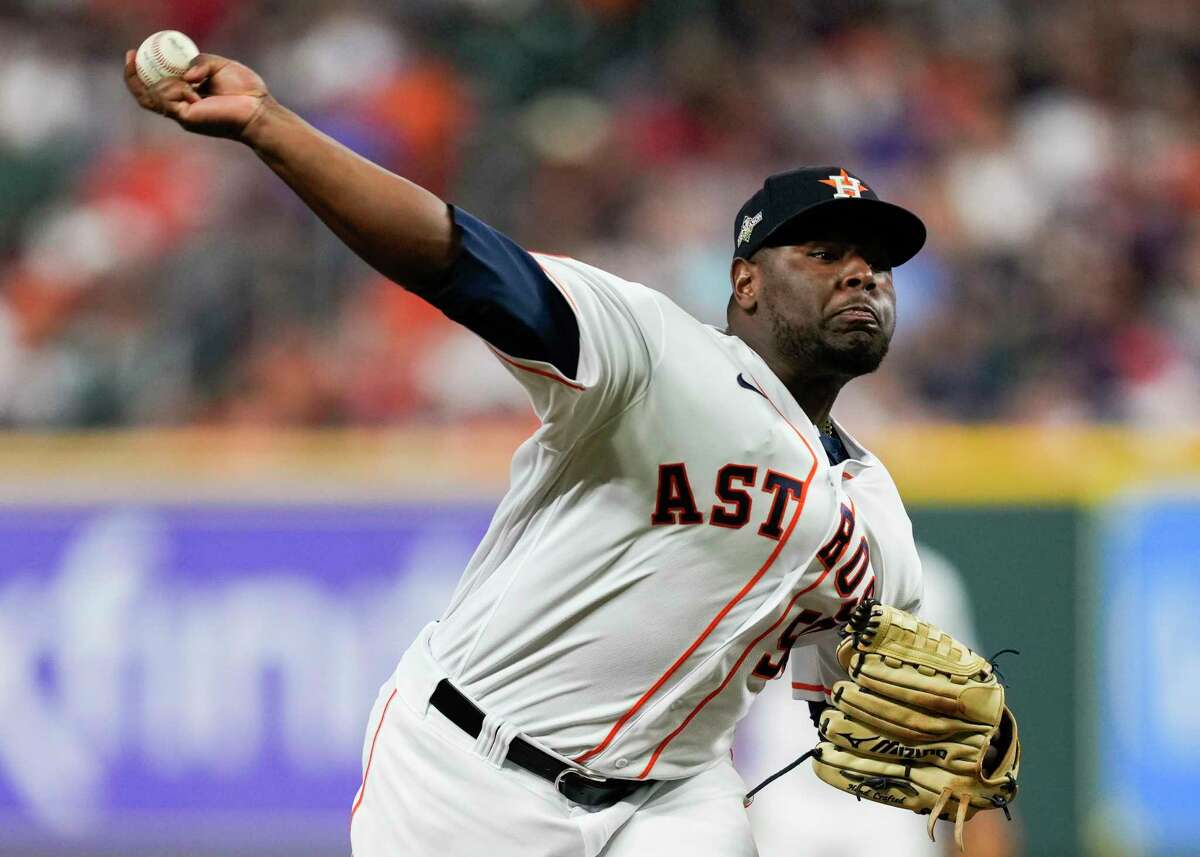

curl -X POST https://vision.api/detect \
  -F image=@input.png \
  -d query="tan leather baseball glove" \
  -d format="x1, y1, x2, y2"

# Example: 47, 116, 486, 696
811, 599, 1020, 849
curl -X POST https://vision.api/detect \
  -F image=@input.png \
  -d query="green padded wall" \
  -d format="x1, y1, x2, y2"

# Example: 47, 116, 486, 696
910, 506, 1082, 857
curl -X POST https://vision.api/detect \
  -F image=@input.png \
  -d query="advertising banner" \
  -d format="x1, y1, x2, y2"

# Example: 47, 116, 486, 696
0, 503, 493, 854
0, 492, 1115, 857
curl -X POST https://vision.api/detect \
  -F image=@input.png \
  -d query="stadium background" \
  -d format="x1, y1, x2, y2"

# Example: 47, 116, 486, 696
1, 1, 1198, 856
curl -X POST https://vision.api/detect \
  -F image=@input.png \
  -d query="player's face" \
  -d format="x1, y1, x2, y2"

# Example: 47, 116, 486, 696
756, 233, 896, 378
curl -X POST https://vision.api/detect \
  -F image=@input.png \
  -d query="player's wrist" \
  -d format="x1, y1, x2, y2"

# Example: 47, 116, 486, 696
239, 96, 291, 153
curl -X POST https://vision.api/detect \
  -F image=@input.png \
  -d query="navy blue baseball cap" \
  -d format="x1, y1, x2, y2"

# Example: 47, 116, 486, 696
733, 166, 926, 266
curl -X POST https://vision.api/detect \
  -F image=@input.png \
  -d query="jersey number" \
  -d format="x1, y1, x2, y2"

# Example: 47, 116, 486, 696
751, 584, 876, 681
752, 501, 876, 681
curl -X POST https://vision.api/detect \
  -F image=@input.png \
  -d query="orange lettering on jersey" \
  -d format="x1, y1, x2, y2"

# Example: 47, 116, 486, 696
650, 462, 704, 525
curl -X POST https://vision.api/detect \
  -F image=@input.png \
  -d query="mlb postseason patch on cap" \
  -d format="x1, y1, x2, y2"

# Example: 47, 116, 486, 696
732, 166, 926, 266
737, 211, 764, 248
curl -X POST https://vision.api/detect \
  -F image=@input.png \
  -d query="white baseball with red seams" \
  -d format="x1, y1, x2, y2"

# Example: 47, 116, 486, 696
135, 30, 199, 88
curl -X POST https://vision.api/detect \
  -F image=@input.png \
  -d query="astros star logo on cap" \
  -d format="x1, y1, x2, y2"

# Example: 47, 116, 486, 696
819, 168, 869, 199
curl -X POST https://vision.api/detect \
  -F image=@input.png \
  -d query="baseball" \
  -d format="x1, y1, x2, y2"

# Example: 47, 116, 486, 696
135, 30, 199, 88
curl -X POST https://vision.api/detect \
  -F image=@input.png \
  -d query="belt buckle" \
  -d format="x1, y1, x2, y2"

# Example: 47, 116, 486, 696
554, 765, 608, 797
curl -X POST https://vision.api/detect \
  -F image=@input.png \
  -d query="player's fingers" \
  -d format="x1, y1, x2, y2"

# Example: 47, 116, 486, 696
182, 53, 230, 85
133, 78, 191, 120
124, 49, 149, 100
153, 78, 201, 111
123, 50, 195, 116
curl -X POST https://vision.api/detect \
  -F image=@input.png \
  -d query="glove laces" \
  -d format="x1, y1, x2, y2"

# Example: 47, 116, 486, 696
986, 648, 1020, 687
742, 748, 820, 807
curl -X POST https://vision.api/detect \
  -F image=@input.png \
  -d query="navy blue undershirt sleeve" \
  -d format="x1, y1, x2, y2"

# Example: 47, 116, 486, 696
409, 206, 580, 379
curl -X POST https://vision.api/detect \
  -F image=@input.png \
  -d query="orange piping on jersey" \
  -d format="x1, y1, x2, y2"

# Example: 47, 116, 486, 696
791, 681, 833, 694
480, 254, 584, 390
488, 346, 587, 392
350, 687, 398, 825
533, 256, 581, 313
532, 250, 578, 265
637, 547, 832, 778
635, 376, 824, 779
575, 372, 819, 768
572, 511, 805, 763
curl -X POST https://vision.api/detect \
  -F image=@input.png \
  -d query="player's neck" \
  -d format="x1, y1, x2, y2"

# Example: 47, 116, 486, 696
731, 326, 844, 428
776, 369, 843, 430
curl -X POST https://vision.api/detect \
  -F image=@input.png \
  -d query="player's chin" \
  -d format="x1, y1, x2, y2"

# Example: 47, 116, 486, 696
825, 331, 890, 375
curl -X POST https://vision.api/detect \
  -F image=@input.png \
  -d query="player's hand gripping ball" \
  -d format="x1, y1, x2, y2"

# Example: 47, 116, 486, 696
125, 36, 273, 141
135, 30, 199, 88
811, 600, 1020, 850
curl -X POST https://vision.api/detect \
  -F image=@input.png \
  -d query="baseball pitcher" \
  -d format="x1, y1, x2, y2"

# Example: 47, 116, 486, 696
124, 48, 1018, 857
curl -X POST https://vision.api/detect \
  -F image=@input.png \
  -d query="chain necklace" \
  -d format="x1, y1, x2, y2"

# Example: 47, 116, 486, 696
822, 417, 835, 437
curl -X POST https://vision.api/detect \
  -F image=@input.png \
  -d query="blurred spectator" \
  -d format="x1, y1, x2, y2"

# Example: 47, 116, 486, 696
1, 0, 1198, 428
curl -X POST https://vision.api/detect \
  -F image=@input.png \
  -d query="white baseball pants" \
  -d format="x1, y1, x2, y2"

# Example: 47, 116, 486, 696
349, 623, 758, 857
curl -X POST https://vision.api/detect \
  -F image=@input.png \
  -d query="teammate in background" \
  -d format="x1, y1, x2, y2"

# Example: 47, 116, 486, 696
126, 52, 930, 856
740, 545, 1022, 857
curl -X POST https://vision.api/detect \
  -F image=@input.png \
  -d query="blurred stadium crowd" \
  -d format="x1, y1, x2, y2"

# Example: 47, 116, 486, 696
1, 0, 1198, 428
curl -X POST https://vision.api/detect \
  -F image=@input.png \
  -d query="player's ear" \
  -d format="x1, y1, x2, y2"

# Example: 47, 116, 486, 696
730, 257, 759, 312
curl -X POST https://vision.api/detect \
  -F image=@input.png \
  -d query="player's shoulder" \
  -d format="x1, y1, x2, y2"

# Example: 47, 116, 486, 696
856, 454, 914, 528
531, 252, 658, 302
530, 252, 708, 338
858, 451, 904, 495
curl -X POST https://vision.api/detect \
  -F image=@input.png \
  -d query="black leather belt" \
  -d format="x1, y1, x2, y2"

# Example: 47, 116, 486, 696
429, 678, 651, 808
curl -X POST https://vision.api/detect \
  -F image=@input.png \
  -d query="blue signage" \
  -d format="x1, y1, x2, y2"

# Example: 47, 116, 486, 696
1097, 492, 1200, 856
0, 504, 493, 853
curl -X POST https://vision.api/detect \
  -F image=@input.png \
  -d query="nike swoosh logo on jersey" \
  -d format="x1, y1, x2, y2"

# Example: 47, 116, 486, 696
736, 373, 767, 399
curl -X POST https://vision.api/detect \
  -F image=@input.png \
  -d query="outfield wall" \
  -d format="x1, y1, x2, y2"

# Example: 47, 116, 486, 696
0, 427, 1195, 857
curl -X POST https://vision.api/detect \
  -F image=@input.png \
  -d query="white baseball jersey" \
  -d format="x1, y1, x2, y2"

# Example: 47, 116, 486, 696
427, 251, 923, 782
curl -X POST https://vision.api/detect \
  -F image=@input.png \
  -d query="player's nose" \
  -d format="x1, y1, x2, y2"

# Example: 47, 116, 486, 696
840, 252, 876, 291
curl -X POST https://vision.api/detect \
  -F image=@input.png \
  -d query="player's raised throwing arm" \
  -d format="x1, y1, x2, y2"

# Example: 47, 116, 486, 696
124, 51, 454, 288
124, 48, 599, 386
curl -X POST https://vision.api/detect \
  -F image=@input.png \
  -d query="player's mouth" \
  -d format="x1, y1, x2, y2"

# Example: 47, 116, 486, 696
830, 305, 880, 327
